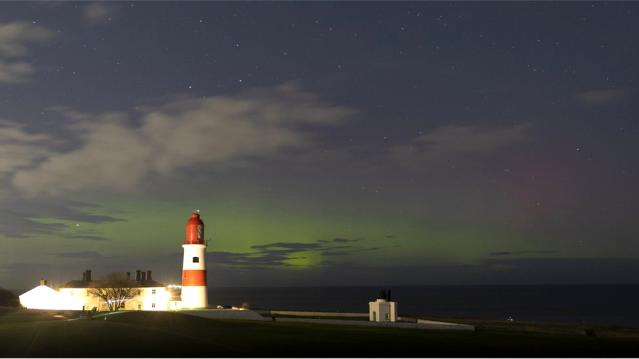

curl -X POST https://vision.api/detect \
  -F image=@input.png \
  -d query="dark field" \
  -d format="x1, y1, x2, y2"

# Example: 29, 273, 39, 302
1, 308, 639, 357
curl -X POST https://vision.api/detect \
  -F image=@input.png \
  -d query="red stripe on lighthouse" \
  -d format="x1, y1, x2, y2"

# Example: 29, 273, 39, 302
182, 270, 207, 286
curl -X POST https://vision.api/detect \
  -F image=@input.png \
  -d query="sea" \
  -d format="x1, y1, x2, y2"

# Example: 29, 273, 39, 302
208, 285, 639, 328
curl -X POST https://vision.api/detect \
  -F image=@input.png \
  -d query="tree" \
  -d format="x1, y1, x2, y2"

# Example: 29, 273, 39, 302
87, 273, 140, 312
0, 287, 19, 307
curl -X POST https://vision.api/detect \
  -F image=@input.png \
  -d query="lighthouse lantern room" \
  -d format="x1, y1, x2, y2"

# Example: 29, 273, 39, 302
181, 211, 208, 309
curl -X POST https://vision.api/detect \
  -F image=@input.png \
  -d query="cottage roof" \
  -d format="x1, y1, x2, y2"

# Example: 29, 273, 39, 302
62, 279, 165, 288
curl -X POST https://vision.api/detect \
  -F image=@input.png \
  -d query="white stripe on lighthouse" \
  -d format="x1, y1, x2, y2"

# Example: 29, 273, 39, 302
182, 244, 206, 271
181, 286, 207, 309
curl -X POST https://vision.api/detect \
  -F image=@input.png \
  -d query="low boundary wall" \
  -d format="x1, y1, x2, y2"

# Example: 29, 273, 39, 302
270, 310, 368, 318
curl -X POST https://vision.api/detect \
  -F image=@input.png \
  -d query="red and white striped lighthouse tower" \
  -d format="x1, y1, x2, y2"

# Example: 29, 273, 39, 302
181, 211, 208, 309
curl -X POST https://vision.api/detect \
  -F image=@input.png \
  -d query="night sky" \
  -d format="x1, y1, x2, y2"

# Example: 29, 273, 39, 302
1, 2, 638, 289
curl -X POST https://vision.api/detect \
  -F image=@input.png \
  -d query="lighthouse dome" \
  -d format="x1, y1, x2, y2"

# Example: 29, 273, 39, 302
184, 212, 205, 244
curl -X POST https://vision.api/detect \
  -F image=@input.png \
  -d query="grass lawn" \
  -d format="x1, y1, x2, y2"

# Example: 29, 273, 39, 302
1, 308, 638, 357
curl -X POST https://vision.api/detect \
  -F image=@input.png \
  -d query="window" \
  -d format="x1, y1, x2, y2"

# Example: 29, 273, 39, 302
193, 256, 199, 263
152, 289, 156, 294
152, 303, 156, 308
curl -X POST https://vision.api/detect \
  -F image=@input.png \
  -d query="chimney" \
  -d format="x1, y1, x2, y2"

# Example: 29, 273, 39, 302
126, 272, 131, 281
82, 271, 86, 281
141, 272, 147, 281
39, 279, 47, 286
86, 270, 92, 282
147, 270, 152, 281
136, 270, 141, 281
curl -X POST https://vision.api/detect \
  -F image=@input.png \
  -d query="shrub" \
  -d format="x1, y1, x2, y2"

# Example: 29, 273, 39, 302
0, 287, 19, 307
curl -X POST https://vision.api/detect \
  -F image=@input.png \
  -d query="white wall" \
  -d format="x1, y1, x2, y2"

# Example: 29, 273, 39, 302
20, 285, 84, 310
60, 286, 171, 311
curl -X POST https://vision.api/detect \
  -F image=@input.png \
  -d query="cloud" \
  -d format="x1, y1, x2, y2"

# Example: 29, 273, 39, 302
318, 237, 362, 244
11, 82, 355, 196
46, 106, 92, 122
0, 21, 53, 58
206, 256, 639, 286
391, 124, 531, 164
488, 250, 557, 257
207, 251, 294, 268
0, 21, 53, 83
0, 210, 66, 238
321, 247, 379, 256
4, 255, 639, 289
0, 61, 34, 83
206, 237, 380, 269
83, 3, 114, 24
574, 89, 625, 106
0, 121, 56, 176
478, 257, 639, 284
331, 237, 362, 243
16, 199, 121, 224
54, 251, 103, 259
0, 199, 122, 239
415, 124, 530, 154
65, 234, 111, 241
251, 242, 323, 251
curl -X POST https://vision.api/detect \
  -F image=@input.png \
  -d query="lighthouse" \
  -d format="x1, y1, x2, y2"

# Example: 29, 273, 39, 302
181, 211, 208, 309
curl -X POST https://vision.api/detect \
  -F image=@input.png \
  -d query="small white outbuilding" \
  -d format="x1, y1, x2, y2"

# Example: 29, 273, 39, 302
19, 281, 84, 310
369, 290, 397, 322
